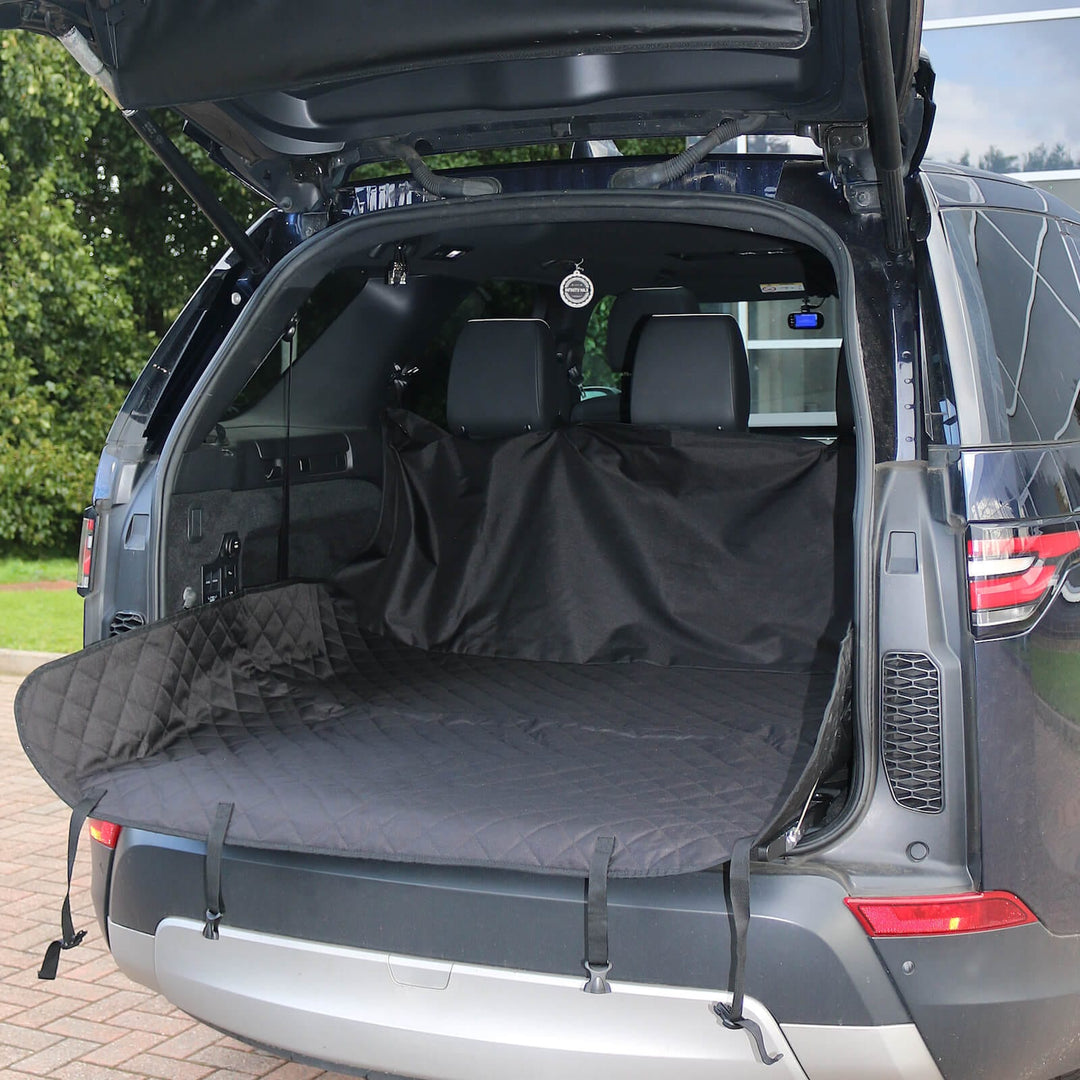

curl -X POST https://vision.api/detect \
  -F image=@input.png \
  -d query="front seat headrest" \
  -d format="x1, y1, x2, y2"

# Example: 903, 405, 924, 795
630, 314, 751, 432
607, 287, 698, 373
446, 319, 574, 438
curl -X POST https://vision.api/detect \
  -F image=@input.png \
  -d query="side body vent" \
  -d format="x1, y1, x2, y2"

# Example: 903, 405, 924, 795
109, 611, 146, 636
882, 652, 943, 813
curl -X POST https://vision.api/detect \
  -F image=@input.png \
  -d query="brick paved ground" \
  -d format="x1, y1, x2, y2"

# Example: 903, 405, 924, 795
0, 674, 355, 1080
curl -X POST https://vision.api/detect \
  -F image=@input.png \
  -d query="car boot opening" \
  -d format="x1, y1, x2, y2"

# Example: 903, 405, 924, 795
17, 199, 857, 876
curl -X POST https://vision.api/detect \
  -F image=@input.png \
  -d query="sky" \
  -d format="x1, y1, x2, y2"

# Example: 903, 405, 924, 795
921, 3, 1080, 168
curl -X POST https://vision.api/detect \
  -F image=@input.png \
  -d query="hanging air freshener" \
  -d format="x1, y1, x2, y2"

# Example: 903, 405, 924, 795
559, 262, 594, 309
386, 244, 408, 287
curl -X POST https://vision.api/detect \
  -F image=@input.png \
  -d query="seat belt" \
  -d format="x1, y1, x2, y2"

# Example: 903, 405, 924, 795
713, 836, 783, 1066
39, 790, 105, 980
203, 802, 234, 940
583, 835, 616, 994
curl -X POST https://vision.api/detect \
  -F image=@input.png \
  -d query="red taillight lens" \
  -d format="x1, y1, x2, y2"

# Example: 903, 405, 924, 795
77, 508, 97, 596
845, 891, 1038, 936
967, 522, 1080, 633
87, 819, 121, 849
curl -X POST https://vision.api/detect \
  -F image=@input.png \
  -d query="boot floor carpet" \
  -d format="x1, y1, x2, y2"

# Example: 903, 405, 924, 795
18, 584, 833, 877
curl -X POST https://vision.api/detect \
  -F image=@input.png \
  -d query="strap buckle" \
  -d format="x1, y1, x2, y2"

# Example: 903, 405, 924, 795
203, 909, 223, 941
60, 930, 87, 951
583, 961, 612, 995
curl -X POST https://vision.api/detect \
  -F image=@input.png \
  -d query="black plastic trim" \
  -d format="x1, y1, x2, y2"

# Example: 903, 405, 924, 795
877, 923, 1080, 1080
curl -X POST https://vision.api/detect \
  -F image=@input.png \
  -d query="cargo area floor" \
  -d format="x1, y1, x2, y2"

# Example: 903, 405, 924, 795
19, 584, 835, 877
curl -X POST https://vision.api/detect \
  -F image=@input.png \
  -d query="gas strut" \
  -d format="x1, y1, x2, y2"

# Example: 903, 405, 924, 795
56, 26, 270, 277
121, 109, 271, 277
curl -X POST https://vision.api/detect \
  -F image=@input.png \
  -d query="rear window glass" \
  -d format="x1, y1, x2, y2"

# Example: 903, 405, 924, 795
583, 296, 618, 389
945, 208, 1080, 444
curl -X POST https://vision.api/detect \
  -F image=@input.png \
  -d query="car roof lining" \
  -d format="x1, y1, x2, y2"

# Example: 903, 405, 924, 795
360, 219, 837, 299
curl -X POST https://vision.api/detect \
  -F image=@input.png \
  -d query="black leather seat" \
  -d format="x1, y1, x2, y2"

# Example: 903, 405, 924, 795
446, 318, 576, 438
630, 313, 751, 431
572, 287, 697, 423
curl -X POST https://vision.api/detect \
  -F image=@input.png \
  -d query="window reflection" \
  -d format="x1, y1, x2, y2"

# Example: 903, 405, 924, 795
944, 209, 1080, 444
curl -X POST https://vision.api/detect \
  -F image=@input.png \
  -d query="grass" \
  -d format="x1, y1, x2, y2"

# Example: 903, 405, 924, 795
0, 556, 76, 585
0, 555, 81, 654
0, 589, 83, 654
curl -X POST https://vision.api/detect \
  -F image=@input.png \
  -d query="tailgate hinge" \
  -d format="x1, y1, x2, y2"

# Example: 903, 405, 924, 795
821, 124, 881, 215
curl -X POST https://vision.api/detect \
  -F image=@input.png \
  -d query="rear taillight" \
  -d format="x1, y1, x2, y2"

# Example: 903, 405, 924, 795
967, 521, 1080, 633
76, 507, 97, 596
87, 819, 121, 849
845, 892, 1038, 936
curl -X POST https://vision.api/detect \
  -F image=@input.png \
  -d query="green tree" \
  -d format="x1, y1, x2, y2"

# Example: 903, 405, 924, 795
953, 143, 1078, 174
0, 30, 685, 553
978, 146, 1020, 173
0, 31, 259, 553
1023, 143, 1076, 172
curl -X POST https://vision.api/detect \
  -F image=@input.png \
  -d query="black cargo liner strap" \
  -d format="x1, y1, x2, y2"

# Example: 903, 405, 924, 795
39, 789, 105, 980
584, 835, 616, 993
203, 802, 234, 941
709, 632, 854, 1065
755, 626, 854, 862
715, 836, 783, 1066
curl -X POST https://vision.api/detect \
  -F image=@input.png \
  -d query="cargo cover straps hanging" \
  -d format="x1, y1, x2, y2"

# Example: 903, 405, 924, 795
203, 802, 234, 940
713, 628, 852, 1064
39, 789, 104, 980
713, 837, 782, 1065
583, 835, 616, 994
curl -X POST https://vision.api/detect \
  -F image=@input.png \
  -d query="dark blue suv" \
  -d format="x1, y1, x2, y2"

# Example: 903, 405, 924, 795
10, 3, 1080, 1078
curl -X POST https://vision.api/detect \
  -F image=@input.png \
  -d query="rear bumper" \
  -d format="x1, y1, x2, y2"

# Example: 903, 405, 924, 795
102, 828, 910, 1029
109, 918, 942, 1080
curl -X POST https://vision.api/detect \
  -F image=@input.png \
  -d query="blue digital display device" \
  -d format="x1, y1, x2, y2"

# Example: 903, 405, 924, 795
788, 311, 824, 330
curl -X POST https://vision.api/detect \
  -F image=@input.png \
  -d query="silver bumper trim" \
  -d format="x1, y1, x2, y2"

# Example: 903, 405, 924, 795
108, 918, 942, 1080
123, 917, 808, 1079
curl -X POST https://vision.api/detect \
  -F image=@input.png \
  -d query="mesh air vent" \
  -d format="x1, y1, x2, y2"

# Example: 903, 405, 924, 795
882, 652, 943, 813
109, 611, 146, 636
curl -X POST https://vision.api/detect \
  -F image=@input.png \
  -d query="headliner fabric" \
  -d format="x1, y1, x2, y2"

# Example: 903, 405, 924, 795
17, 583, 834, 876
16, 411, 851, 877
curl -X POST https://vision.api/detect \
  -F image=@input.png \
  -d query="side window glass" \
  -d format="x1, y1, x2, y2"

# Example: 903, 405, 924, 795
945, 208, 1080, 444
220, 268, 369, 428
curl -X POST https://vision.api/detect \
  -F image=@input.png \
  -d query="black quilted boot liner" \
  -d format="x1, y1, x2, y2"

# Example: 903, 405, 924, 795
18, 416, 852, 877
16, 582, 834, 877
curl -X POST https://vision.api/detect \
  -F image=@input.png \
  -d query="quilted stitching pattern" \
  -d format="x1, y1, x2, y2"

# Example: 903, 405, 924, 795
16, 583, 830, 877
